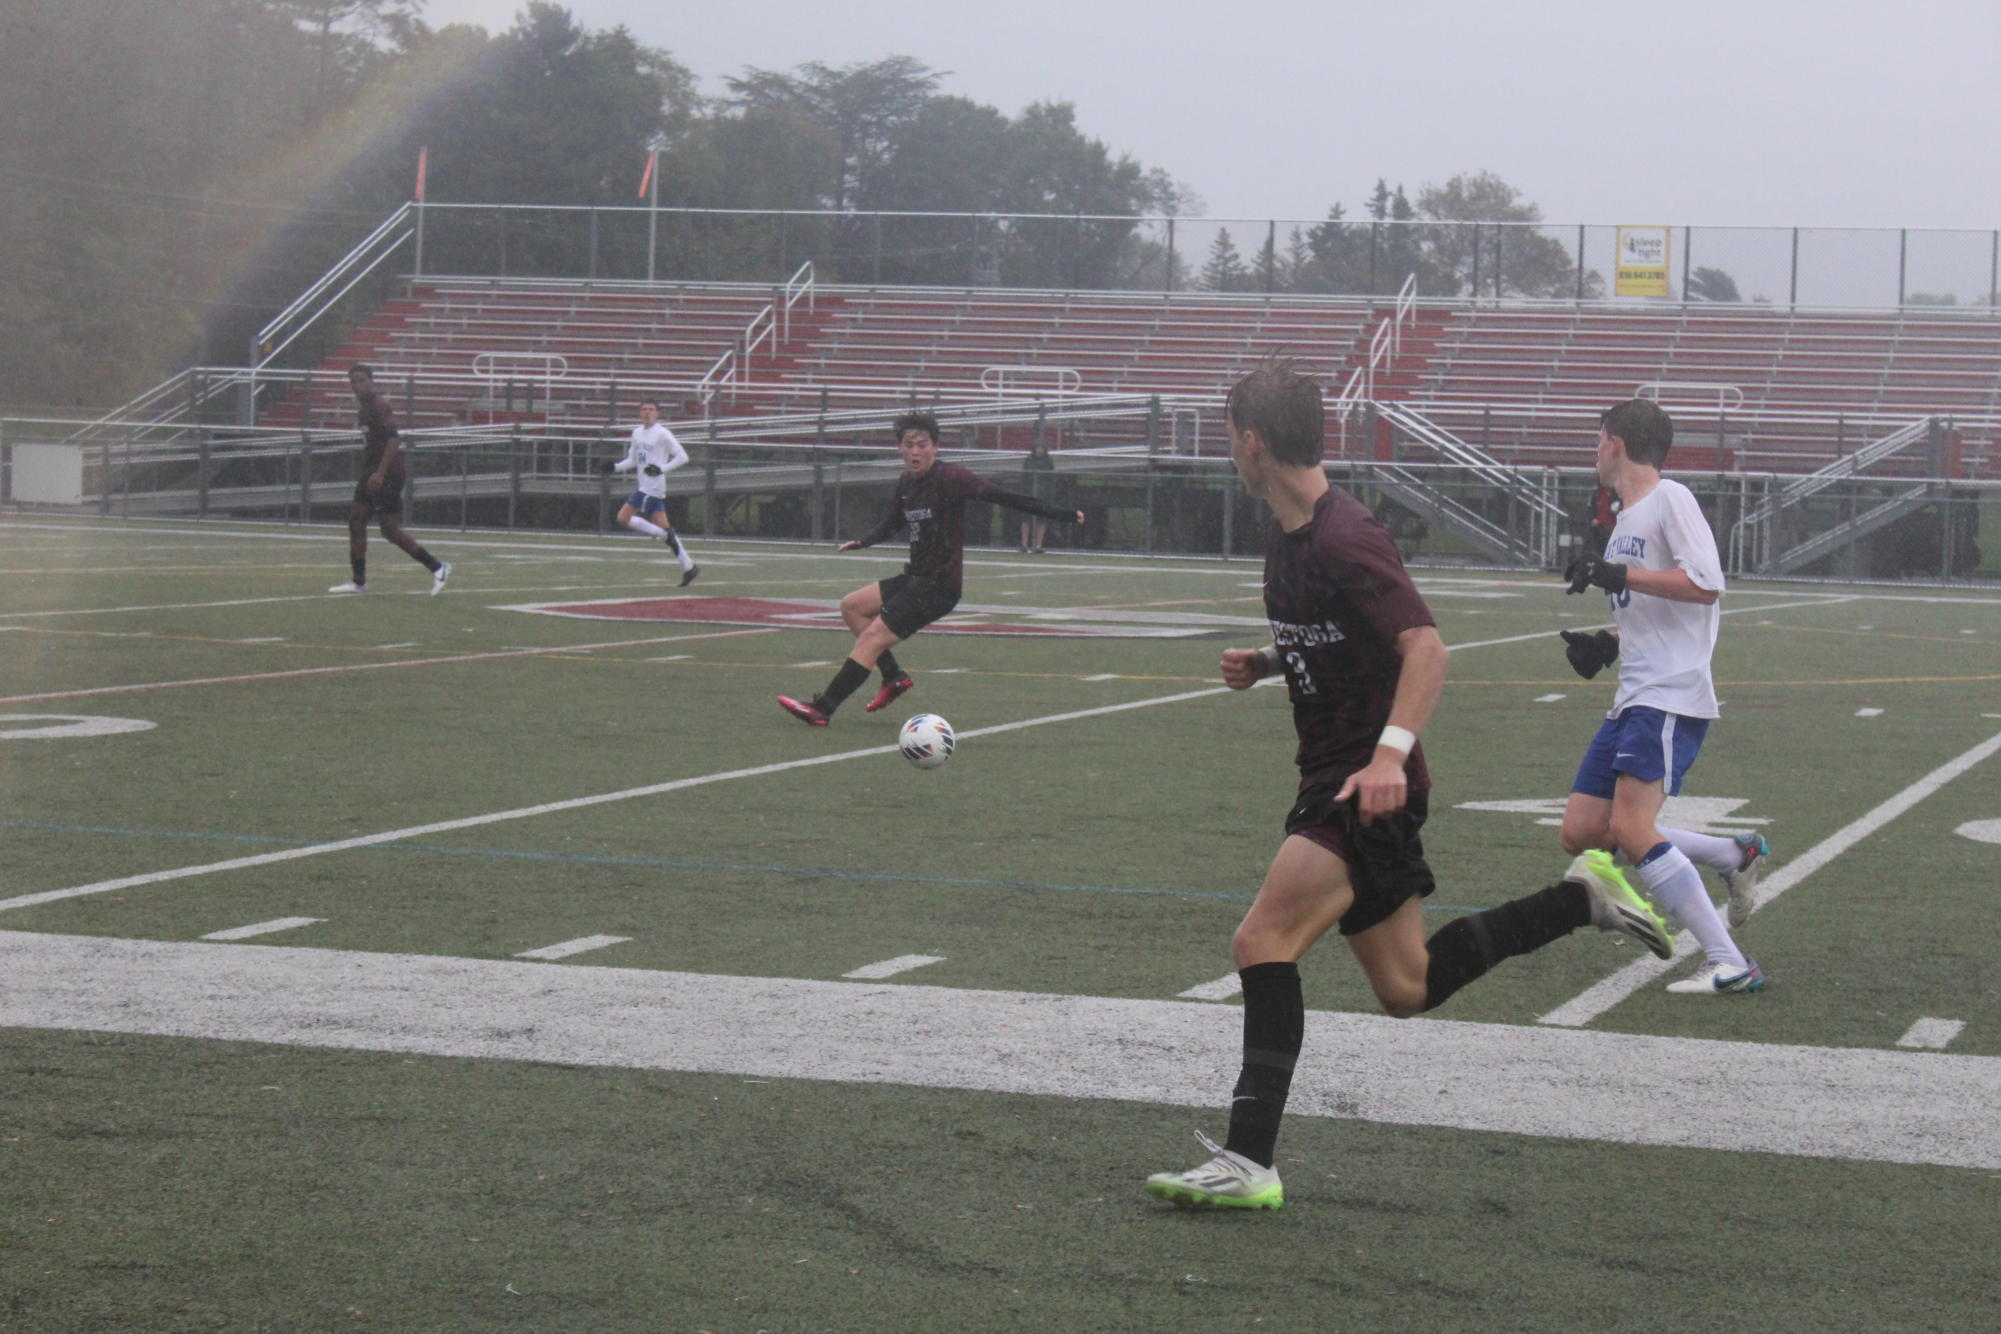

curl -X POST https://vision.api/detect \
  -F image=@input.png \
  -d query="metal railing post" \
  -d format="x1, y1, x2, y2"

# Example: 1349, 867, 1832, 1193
301, 435, 313, 521
508, 423, 521, 530
197, 431, 211, 518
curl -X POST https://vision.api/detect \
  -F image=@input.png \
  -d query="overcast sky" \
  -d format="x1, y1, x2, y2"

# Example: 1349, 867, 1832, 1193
422, 0, 2001, 232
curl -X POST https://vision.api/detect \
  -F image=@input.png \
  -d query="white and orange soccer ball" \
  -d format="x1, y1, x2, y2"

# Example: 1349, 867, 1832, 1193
898, 713, 955, 769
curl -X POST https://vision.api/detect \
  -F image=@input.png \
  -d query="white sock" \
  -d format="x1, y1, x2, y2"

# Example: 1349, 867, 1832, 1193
670, 537, 693, 571
1637, 843, 1746, 970
1659, 826, 1740, 874
626, 515, 666, 539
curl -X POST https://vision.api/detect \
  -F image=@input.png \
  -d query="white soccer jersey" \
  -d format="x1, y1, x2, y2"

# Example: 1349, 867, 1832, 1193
613, 422, 689, 498
1604, 477, 1725, 719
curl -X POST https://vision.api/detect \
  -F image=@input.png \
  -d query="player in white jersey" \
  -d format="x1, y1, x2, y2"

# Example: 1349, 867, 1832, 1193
1555, 399, 1769, 995
604, 399, 699, 586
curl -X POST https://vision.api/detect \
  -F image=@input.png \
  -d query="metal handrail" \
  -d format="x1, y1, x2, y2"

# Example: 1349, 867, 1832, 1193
978, 366, 1083, 394
255, 203, 411, 349
781, 261, 815, 337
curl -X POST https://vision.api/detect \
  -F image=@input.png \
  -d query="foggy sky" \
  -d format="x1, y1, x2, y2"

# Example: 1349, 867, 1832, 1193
421, 0, 2001, 233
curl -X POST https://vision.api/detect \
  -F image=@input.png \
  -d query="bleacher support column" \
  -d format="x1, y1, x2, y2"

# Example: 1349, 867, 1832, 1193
1790, 228, 1800, 309
1576, 225, 1586, 302
301, 436, 313, 521
459, 440, 469, 531
1166, 218, 1176, 293
702, 416, 718, 538
508, 423, 521, 530
598, 426, 611, 534
1898, 229, 1908, 307
812, 388, 828, 544
197, 431, 210, 519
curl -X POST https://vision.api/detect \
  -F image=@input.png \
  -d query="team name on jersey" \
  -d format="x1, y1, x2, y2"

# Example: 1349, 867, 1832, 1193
904, 506, 934, 521
1270, 618, 1346, 648
1609, 535, 1648, 560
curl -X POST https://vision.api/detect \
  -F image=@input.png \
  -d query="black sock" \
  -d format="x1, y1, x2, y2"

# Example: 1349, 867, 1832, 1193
877, 650, 902, 681
1421, 882, 1590, 1012
1223, 961, 1303, 1169
412, 547, 441, 573
815, 658, 871, 715
664, 529, 683, 557
351, 556, 366, 585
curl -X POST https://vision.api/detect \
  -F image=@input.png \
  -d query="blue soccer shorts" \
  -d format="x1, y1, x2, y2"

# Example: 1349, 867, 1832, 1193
624, 490, 668, 516
1572, 705, 1709, 799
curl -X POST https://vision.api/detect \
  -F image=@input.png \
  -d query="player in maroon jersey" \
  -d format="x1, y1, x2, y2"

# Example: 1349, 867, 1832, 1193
329, 364, 450, 596
1143, 360, 1673, 1212
777, 412, 1084, 726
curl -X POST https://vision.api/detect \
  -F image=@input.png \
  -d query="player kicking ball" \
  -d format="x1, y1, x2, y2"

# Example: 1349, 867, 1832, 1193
776, 411, 1081, 726
1144, 361, 1674, 1212
603, 398, 699, 586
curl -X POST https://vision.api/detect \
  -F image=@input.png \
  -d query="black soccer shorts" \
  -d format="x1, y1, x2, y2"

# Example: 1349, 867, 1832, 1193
876, 573, 960, 640
1283, 785, 1437, 936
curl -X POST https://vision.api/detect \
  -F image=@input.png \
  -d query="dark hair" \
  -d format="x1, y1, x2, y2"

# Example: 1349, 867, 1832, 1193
1225, 357, 1324, 466
347, 363, 375, 382
1600, 398, 1673, 468
640, 397, 662, 411
892, 411, 940, 443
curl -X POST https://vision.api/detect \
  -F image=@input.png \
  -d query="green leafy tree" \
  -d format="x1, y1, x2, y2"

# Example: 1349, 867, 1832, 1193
1686, 266, 1743, 302
1414, 170, 1596, 298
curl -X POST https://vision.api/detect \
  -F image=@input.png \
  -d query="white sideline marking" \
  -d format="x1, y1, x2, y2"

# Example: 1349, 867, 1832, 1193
4, 930, 1999, 1171
1897, 1018, 1965, 1050
1535, 693, 1566, 703
1856, 707, 1884, 717
516, 935, 631, 961
1081, 673, 1121, 681
645, 654, 692, 662
0, 627, 778, 706
842, 954, 945, 980
1178, 974, 1243, 1002
237, 636, 286, 643
200, 917, 322, 941
1541, 727, 2001, 1027
0, 686, 1232, 915
791, 660, 833, 668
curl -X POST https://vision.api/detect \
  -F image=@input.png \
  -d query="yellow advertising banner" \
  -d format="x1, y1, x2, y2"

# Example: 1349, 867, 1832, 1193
1616, 226, 1671, 297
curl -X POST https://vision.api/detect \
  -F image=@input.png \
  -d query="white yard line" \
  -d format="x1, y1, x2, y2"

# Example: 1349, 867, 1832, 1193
516, 935, 632, 961
1897, 1019, 1966, 1050
0, 627, 778, 706
0, 686, 1231, 915
1541, 727, 2001, 1027
1177, 974, 1244, 1002
842, 954, 946, 980
200, 917, 323, 941
4, 929, 1997, 1170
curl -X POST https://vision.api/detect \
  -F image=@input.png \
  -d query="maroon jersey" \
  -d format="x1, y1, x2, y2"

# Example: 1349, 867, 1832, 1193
854, 460, 1074, 594
355, 391, 400, 473
1263, 486, 1436, 792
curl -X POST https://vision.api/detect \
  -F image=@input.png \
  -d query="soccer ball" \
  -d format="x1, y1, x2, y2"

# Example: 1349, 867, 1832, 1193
898, 713, 955, 769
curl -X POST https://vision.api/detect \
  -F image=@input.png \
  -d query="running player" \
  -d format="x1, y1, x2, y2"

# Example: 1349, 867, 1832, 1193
776, 412, 1084, 726
329, 364, 449, 595
1556, 398, 1768, 993
1143, 361, 1674, 1212
604, 398, 699, 586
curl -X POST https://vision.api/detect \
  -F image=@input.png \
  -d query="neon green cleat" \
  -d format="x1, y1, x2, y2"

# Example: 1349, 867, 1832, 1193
1144, 1131, 1283, 1211
1568, 850, 1673, 959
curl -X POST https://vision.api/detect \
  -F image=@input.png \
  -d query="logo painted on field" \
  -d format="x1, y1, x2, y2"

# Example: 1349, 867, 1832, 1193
0, 714, 157, 740
1955, 818, 2001, 846
1456, 795, 1768, 837
492, 596, 1226, 639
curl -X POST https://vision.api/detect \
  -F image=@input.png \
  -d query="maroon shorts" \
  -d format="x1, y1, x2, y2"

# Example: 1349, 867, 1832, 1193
1283, 785, 1435, 935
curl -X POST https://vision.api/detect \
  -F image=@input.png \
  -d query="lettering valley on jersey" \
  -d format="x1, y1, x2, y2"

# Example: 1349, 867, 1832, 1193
1609, 535, 1648, 560
1270, 619, 1347, 648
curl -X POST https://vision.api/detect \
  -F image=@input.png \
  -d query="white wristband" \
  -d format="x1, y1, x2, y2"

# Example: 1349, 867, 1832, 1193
1377, 725, 1417, 757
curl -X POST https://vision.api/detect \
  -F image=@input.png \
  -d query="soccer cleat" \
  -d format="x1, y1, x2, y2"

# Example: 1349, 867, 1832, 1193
679, 563, 701, 588
431, 561, 451, 596
777, 694, 829, 727
328, 581, 367, 594
1721, 832, 1769, 928
1666, 958, 1765, 995
865, 674, 915, 713
1144, 1131, 1283, 1211
1568, 850, 1673, 960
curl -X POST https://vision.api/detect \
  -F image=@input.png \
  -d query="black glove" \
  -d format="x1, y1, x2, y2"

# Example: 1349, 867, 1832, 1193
598, 460, 618, 475
1562, 554, 1628, 595
642, 463, 664, 477
1559, 629, 1619, 680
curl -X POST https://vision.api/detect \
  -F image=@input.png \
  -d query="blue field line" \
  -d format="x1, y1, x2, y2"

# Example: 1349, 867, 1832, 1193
3, 818, 1490, 912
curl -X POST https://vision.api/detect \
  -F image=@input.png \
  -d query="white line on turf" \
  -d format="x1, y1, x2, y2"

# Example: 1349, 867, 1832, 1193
1540, 727, 2001, 1027
1896, 1018, 1966, 1050
1856, 707, 1884, 717
200, 917, 323, 941
5, 929, 1998, 1170
0, 627, 778, 706
516, 935, 632, 961
1535, 693, 1566, 702
0, 686, 1233, 915
1177, 974, 1244, 1001
842, 954, 945, 980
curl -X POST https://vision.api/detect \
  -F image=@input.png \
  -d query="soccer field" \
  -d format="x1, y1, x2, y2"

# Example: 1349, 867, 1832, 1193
2, 514, 1998, 1333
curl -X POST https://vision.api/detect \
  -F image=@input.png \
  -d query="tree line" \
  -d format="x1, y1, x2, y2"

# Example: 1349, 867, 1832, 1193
2, 0, 1652, 410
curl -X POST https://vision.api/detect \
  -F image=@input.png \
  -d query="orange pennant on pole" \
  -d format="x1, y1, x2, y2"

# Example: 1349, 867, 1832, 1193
415, 146, 428, 202
637, 148, 657, 200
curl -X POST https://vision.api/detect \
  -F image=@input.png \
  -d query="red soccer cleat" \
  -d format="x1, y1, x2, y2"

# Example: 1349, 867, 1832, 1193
777, 694, 829, 726
864, 674, 915, 713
